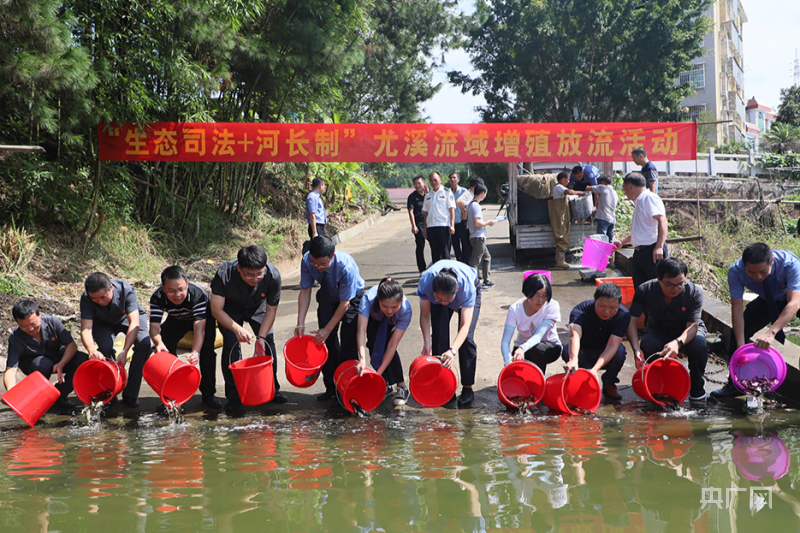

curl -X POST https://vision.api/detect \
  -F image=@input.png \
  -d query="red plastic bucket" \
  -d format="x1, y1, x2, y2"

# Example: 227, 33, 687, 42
632, 357, 691, 406
1, 371, 60, 427
229, 356, 275, 406
497, 361, 546, 409
73, 359, 128, 405
409, 355, 457, 408
283, 335, 328, 388
542, 369, 602, 415
142, 351, 201, 406
729, 343, 787, 393
334, 360, 386, 413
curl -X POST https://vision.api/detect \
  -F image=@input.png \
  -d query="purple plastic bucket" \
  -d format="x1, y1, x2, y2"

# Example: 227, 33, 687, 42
729, 343, 787, 393
523, 270, 551, 283
581, 238, 615, 271
732, 433, 790, 481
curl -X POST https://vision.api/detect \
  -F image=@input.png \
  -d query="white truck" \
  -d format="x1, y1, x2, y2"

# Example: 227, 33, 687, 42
506, 162, 597, 263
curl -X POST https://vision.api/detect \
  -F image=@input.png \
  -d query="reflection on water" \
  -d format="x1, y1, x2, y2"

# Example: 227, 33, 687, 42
2, 407, 800, 531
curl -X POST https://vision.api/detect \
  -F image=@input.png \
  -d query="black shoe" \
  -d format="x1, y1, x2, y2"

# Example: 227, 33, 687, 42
202, 395, 222, 410
55, 397, 75, 409
482, 280, 495, 288
271, 392, 288, 404
121, 396, 140, 408
710, 381, 741, 403
457, 388, 474, 408
317, 390, 336, 401
225, 400, 243, 414
689, 395, 707, 409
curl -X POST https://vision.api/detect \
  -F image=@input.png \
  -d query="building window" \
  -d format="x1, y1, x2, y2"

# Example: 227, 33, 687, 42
687, 105, 706, 122
679, 64, 705, 89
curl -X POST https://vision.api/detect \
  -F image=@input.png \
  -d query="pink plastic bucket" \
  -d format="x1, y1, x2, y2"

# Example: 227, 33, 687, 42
632, 357, 691, 406
542, 369, 602, 415
732, 433, 790, 481
582, 237, 616, 271
523, 270, 551, 283
1, 371, 60, 427
729, 343, 787, 393
497, 361, 546, 409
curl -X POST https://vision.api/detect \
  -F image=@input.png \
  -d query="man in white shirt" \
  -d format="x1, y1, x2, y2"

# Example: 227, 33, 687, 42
613, 172, 668, 288
422, 172, 456, 264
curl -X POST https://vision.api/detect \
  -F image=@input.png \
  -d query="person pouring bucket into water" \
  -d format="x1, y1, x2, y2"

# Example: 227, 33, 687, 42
417, 260, 481, 407
355, 277, 413, 406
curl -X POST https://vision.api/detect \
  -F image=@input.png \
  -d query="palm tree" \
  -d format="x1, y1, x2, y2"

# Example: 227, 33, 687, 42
762, 123, 800, 154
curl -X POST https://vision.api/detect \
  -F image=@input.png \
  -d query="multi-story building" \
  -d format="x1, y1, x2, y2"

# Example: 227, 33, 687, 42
745, 97, 777, 152
678, 0, 748, 146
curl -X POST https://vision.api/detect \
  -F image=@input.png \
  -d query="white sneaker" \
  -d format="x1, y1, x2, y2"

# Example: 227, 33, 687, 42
393, 387, 410, 406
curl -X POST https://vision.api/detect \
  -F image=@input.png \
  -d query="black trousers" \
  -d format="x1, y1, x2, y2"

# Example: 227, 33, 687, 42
302, 224, 327, 255
427, 226, 452, 264
365, 316, 405, 386
318, 290, 363, 392
517, 341, 562, 375
93, 316, 151, 401
18, 350, 90, 400
160, 317, 220, 399
430, 279, 481, 386
742, 296, 800, 347
213, 314, 281, 404
452, 221, 466, 261
413, 230, 427, 273
631, 243, 668, 289
459, 223, 473, 266
640, 329, 708, 398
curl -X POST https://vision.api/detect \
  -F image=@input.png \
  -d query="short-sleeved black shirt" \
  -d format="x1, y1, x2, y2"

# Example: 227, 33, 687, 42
210, 260, 281, 322
407, 190, 426, 229
629, 279, 706, 338
149, 282, 209, 323
641, 161, 658, 189
80, 279, 145, 326
7, 315, 74, 368
569, 299, 631, 351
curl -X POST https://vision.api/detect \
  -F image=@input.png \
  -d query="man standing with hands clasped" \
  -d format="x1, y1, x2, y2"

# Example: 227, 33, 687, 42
422, 172, 456, 264
613, 172, 668, 289
712, 243, 800, 401
407, 175, 428, 274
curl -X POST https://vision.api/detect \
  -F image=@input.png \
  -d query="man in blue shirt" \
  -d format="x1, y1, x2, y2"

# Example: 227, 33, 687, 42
304, 178, 327, 254
632, 147, 658, 193
448, 172, 468, 262
568, 164, 599, 192
563, 282, 631, 400
712, 243, 800, 401
296, 236, 365, 401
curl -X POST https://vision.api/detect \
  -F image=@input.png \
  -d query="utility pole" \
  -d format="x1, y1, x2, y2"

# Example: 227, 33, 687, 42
794, 49, 800, 87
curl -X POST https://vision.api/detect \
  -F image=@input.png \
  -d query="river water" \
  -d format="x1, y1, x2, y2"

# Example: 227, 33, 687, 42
1, 404, 799, 532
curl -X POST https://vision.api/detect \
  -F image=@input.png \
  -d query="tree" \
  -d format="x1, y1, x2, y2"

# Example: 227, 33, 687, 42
337, 0, 460, 123
761, 123, 800, 154
776, 85, 800, 127
448, 0, 711, 123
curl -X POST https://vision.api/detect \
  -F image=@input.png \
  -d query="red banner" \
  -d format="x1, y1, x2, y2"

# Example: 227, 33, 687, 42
98, 122, 696, 163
